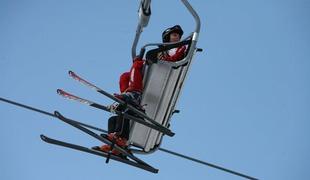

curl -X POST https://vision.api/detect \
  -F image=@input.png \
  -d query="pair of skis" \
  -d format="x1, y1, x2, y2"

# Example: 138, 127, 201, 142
0, 94, 158, 172
41, 70, 175, 173
59, 71, 174, 137
41, 111, 158, 173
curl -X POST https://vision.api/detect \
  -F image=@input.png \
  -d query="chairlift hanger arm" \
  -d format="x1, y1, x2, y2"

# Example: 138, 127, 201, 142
132, 0, 152, 59
181, 0, 200, 34
132, 0, 200, 59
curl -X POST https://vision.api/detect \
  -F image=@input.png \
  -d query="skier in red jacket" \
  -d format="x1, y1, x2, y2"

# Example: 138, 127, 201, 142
114, 25, 186, 104
158, 25, 187, 61
93, 25, 186, 155
115, 25, 186, 105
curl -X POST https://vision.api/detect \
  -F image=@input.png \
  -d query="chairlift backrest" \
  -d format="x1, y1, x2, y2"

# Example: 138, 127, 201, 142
129, 34, 199, 152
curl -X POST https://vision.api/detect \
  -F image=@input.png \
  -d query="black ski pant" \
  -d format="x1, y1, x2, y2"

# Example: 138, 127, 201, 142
108, 115, 130, 139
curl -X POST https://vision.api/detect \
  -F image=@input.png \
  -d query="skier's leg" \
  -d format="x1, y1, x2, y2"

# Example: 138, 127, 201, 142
94, 115, 128, 153
93, 116, 119, 152
115, 60, 144, 106
127, 60, 144, 93
119, 72, 130, 93
116, 117, 130, 140
108, 116, 119, 133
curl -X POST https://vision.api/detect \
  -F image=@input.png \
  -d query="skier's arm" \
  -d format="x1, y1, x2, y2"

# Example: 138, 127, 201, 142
160, 45, 186, 62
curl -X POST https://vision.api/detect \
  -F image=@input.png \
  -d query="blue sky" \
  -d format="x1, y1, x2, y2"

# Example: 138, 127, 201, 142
1, 0, 309, 179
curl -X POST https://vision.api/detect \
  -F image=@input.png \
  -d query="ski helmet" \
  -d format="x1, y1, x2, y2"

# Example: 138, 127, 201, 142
162, 25, 184, 42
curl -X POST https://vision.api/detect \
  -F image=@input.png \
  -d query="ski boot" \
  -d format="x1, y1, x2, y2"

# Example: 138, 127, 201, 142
114, 91, 143, 110
92, 133, 128, 158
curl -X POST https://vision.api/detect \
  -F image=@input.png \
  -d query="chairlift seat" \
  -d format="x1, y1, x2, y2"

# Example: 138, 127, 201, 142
129, 36, 199, 152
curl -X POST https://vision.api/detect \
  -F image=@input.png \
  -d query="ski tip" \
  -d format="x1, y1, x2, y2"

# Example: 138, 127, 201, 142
68, 70, 74, 76
56, 89, 63, 94
40, 134, 48, 141
68, 70, 78, 78
54, 111, 66, 120
54, 111, 61, 117
169, 132, 175, 137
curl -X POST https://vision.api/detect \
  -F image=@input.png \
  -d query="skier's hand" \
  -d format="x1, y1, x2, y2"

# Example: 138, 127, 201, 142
176, 45, 186, 55
165, 46, 186, 62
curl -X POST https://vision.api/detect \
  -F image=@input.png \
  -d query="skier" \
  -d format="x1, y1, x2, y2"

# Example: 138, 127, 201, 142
93, 25, 186, 155
158, 25, 187, 61
92, 57, 144, 156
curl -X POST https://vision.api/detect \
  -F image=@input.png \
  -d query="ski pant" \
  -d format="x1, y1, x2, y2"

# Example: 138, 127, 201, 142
119, 60, 144, 93
108, 115, 130, 140
108, 59, 144, 139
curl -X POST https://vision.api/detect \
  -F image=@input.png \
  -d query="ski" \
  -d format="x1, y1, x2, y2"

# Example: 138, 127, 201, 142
57, 89, 174, 136
40, 135, 158, 173
51, 110, 163, 171
53, 110, 153, 166
57, 89, 110, 111
68, 70, 167, 130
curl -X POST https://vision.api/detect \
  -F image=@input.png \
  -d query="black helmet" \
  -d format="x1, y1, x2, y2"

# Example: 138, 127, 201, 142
162, 25, 184, 42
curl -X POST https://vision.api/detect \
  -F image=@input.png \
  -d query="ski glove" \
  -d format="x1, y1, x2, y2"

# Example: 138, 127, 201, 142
163, 45, 186, 62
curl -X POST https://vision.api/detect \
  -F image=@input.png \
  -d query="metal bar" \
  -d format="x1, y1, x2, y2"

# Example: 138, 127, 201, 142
141, 0, 151, 11
131, 0, 152, 59
132, 24, 143, 59
181, 0, 201, 34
